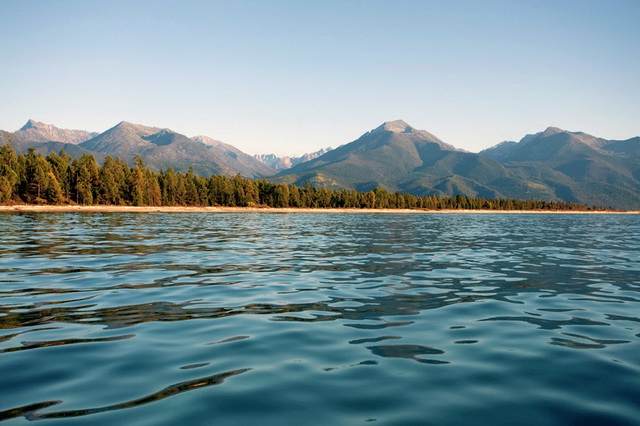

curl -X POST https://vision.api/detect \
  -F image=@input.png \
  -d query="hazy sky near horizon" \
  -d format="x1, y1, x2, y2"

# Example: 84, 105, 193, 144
1, 0, 639, 155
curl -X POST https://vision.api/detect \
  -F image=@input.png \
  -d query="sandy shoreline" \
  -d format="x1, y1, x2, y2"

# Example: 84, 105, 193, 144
0, 205, 637, 214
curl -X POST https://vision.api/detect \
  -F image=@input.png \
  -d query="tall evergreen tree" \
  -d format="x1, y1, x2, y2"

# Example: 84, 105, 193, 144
71, 154, 100, 205
23, 149, 49, 203
130, 166, 146, 206
46, 151, 72, 200
0, 144, 18, 203
98, 156, 126, 205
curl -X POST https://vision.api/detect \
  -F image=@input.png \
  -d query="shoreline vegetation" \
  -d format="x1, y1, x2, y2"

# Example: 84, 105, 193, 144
0, 145, 631, 213
0, 205, 636, 214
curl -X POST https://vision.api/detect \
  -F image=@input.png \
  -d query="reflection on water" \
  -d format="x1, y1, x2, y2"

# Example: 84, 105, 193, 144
0, 212, 639, 424
1, 368, 250, 422
366, 344, 449, 365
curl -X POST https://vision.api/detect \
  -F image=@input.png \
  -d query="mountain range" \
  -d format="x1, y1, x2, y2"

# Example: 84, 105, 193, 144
276, 120, 548, 197
1, 120, 275, 178
275, 120, 640, 209
254, 148, 333, 170
1, 119, 639, 209
15, 119, 98, 144
478, 127, 640, 209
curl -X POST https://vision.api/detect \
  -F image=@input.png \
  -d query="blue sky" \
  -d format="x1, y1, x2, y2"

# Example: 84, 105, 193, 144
1, 0, 638, 155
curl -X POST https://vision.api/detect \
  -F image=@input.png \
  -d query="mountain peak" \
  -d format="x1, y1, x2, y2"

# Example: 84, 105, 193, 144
380, 120, 413, 133
541, 126, 564, 137
115, 120, 155, 129
110, 121, 163, 135
115, 120, 137, 129
20, 119, 44, 131
14, 119, 97, 145
192, 135, 223, 147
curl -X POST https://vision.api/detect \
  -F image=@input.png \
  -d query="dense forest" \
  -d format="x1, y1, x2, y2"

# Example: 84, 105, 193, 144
0, 145, 600, 211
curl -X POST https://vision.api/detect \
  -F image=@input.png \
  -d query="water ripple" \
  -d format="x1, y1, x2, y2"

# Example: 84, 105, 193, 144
23, 368, 251, 421
0, 212, 639, 424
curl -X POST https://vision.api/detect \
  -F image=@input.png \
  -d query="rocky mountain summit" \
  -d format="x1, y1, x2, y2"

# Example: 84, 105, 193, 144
15, 119, 97, 144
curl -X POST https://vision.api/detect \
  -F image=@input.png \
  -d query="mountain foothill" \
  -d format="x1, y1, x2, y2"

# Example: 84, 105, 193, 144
1, 118, 639, 209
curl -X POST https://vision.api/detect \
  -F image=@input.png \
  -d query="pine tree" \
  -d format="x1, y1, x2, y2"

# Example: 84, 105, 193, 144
43, 171, 64, 204
23, 149, 52, 203
162, 167, 178, 205
0, 144, 18, 203
274, 183, 290, 207
146, 171, 162, 206
72, 154, 99, 205
130, 166, 146, 206
288, 184, 301, 207
46, 151, 72, 201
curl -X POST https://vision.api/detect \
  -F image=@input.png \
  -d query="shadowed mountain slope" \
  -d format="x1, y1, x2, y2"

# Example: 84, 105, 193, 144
480, 127, 640, 209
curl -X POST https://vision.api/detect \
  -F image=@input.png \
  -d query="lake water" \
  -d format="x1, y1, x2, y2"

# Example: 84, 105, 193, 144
0, 212, 639, 425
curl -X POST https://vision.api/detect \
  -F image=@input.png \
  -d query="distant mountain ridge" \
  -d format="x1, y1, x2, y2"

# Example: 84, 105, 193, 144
1, 120, 100, 160
15, 119, 98, 144
255, 147, 333, 170
478, 126, 640, 209
481, 127, 639, 160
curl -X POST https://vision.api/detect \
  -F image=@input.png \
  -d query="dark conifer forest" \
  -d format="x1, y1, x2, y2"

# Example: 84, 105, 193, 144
0, 145, 601, 211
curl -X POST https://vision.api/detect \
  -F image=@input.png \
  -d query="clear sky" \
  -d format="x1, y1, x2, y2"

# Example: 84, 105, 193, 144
1, 0, 639, 155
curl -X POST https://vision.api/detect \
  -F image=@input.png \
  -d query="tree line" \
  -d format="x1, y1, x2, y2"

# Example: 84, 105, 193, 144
0, 145, 600, 211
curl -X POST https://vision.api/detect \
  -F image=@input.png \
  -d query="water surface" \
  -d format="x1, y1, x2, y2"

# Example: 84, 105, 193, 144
1, 213, 639, 424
